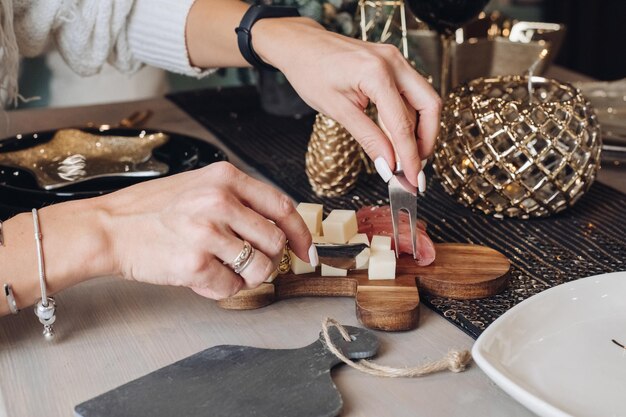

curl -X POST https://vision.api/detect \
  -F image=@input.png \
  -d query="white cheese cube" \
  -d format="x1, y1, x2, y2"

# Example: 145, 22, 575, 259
355, 248, 370, 270
368, 249, 396, 280
370, 235, 392, 252
348, 233, 370, 246
321, 264, 348, 277
289, 251, 315, 275
312, 235, 327, 244
322, 209, 358, 244
297, 203, 323, 236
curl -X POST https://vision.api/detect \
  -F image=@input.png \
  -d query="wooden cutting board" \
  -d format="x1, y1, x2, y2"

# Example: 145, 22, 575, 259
218, 243, 510, 331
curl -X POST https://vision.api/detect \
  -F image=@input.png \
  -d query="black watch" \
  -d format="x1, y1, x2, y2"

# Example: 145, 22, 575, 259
235, 5, 300, 72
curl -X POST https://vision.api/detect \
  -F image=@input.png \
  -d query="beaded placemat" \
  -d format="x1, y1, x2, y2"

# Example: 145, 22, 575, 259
169, 87, 626, 339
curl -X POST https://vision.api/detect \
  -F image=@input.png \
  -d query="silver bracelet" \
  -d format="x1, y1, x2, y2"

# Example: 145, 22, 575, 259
32, 209, 56, 341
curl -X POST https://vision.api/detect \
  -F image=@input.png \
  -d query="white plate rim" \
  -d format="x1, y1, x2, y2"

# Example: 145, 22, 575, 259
471, 270, 626, 417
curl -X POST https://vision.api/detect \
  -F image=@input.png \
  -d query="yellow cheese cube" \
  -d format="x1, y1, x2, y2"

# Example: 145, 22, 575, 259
289, 251, 315, 275
370, 235, 392, 252
322, 209, 358, 244
368, 249, 396, 280
348, 233, 370, 246
297, 203, 323, 236
321, 264, 348, 277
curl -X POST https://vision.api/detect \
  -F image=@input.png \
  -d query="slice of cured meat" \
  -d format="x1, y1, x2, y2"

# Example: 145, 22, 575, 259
356, 206, 436, 266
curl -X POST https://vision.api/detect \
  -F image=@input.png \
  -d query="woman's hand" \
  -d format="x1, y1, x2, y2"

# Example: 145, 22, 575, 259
185, 2, 440, 187
253, 18, 442, 187
0, 162, 313, 316
97, 162, 314, 300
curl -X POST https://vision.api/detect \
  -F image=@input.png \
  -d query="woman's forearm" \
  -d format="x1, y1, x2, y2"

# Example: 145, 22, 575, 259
184, 0, 318, 69
0, 199, 113, 317
185, 0, 250, 68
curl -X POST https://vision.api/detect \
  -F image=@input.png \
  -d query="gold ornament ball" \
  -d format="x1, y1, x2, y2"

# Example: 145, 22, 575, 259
433, 75, 602, 219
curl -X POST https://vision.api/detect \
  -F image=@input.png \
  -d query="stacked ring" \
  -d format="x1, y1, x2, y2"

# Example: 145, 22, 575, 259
225, 240, 256, 274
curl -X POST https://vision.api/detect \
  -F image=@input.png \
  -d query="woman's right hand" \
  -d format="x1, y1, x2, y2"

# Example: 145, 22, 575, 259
94, 161, 314, 300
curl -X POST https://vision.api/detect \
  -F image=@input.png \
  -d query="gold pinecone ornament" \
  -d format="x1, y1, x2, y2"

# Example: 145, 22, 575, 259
305, 111, 376, 197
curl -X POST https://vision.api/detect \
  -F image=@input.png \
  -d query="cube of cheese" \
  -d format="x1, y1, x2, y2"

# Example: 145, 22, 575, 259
289, 251, 315, 275
322, 210, 358, 244
296, 203, 323, 236
312, 235, 327, 244
321, 264, 348, 277
355, 248, 370, 270
370, 235, 392, 252
368, 249, 396, 280
348, 233, 370, 246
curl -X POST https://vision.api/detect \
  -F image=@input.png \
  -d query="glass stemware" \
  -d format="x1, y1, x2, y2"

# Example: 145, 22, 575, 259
406, 0, 490, 96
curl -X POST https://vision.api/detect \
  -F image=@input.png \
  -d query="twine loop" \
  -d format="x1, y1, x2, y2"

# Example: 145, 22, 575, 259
321, 317, 472, 378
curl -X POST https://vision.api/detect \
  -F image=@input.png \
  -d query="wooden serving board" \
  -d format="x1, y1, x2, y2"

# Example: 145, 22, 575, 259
218, 243, 510, 331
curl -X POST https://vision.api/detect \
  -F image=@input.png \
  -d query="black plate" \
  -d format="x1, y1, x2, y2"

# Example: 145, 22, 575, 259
0, 128, 227, 210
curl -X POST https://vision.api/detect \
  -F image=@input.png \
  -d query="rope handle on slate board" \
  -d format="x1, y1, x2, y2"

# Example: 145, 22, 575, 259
322, 318, 472, 377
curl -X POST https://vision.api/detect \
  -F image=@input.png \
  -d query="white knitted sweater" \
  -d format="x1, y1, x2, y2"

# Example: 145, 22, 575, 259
1, 0, 210, 106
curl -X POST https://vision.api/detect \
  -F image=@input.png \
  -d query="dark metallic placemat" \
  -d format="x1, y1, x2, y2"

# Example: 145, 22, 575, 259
169, 86, 626, 339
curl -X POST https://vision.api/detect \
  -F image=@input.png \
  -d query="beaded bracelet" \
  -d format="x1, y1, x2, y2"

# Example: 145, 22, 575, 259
32, 209, 56, 341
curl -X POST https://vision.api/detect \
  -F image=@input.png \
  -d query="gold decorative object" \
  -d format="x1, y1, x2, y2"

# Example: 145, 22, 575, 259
0, 129, 169, 190
408, 12, 565, 92
305, 112, 376, 197
278, 245, 292, 274
433, 75, 602, 218
358, 0, 410, 58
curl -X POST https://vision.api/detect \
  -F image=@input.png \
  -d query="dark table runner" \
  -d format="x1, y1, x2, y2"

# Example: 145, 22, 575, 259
169, 86, 626, 339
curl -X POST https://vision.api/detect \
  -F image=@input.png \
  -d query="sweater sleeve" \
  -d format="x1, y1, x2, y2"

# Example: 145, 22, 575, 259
127, 0, 214, 77
11, 0, 213, 78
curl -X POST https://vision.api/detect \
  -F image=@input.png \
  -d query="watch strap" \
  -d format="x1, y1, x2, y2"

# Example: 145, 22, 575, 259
235, 5, 300, 71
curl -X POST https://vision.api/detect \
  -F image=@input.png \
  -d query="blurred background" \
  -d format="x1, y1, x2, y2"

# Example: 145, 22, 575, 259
15, 0, 626, 109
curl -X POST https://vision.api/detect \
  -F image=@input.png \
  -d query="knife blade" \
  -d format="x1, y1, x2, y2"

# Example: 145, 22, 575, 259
314, 243, 368, 270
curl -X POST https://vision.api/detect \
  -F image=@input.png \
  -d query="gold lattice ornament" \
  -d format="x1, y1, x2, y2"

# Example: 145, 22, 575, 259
433, 75, 602, 219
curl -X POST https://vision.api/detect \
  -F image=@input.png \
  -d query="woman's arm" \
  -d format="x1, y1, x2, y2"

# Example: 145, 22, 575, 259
183, 0, 441, 188
9, 0, 440, 186
0, 200, 111, 316
0, 162, 314, 317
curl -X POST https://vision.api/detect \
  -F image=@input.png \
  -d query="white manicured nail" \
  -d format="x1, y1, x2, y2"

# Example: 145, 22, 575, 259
309, 244, 319, 267
418, 170, 427, 193
422, 159, 428, 169
374, 157, 393, 182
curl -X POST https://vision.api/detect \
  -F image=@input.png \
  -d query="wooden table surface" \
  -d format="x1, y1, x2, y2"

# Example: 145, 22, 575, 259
0, 68, 623, 417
